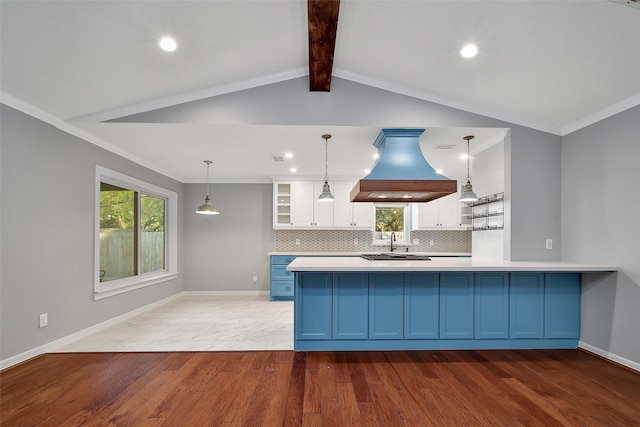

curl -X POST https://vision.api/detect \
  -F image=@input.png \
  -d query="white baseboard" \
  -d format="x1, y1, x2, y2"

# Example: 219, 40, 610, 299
0, 292, 183, 371
183, 290, 270, 297
579, 341, 640, 373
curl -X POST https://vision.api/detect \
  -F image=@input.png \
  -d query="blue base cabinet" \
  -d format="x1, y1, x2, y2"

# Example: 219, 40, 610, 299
475, 273, 509, 339
370, 273, 404, 339
270, 255, 297, 301
404, 273, 439, 339
544, 273, 580, 338
440, 273, 474, 339
294, 271, 583, 351
334, 273, 369, 340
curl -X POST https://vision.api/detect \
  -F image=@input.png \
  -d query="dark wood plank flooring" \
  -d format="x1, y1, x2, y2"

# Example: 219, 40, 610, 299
2, 349, 639, 426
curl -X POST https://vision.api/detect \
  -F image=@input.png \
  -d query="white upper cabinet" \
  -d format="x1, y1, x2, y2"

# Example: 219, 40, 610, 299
292, 181, 334, 228
333, 181, 374, 229
273, 180, 373, 229
273, 182, 293, 228
411, 192, 463, 229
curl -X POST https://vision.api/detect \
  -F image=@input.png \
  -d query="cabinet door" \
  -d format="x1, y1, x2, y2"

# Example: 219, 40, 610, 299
405, 273, 439, 339
544, 273, 580, 339
351, 202, 374, 228
295, 273, 332, 340
292, 181, 314, 227
369, 273, 404, 339
333, 273, 368, 340
474, 273, 509, 339
440, 273, 474, 339
415, 200, 440, 228
273, 182, 293, 228
509, 273, 544, 339
438, 193, 460, 227
331, 181, 353, 227
312, 181, 334, 227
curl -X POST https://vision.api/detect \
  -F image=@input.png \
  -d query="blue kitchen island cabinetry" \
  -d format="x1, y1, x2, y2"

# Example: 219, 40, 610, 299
270, 255, 297, 301
293, 269, 587, 351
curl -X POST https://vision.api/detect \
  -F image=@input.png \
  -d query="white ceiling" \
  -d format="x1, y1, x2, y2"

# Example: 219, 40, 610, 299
1, 1, 639, 183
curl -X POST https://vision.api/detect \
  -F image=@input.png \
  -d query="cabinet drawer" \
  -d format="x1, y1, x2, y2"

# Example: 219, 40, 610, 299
271, 265, 294, 281
271, 281, 294, 296
271, 255, 297, 265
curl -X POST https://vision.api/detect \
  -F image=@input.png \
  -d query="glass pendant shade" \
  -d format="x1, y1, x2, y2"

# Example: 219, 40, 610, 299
318, 180, 335, 202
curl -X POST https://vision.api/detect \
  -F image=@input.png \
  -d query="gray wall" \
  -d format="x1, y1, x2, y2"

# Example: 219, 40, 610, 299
562, 105, 640, 364
0, 105, 184, 360
183, 183, 274, 292
118, 76, 563, 261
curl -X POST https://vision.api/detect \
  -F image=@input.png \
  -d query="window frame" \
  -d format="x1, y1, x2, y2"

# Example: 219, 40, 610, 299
372, 203, 411, 247
94, 166, 178, 300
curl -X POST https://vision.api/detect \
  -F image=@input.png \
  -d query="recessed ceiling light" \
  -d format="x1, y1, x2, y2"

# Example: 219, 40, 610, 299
289, 167, 297, 173
460, 44, 478, 58
373, 153, 379, 159
364, 169, 371, 174
460, 153, 469, 160
436, 169, 443, 174
158, 36, 177, 52
284, 152, 293, 159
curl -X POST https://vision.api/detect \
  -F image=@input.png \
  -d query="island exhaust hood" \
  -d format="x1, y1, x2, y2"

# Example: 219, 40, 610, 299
350, 128, 457, 203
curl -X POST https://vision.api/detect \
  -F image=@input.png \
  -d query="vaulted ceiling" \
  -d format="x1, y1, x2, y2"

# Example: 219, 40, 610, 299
2, 1, 639, 182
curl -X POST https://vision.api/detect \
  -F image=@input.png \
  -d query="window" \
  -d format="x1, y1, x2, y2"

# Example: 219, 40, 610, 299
95, 166, 177, 299
374, 204, 410, 246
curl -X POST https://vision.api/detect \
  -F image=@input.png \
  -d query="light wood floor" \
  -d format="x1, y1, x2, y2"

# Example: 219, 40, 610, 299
2, 349, 639, 426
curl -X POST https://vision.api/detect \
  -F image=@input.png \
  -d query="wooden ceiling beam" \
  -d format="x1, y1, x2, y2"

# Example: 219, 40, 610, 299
307, 0, 340, 92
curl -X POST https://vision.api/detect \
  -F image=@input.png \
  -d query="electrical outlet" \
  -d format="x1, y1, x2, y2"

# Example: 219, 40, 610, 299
546, 239, 553, 250
413, 238, 420, 245
252, 276, 258, 283
295, 239, 300, 245
353, 238, 359, 245
39, 313, 48, 328
429, 239, 435, 246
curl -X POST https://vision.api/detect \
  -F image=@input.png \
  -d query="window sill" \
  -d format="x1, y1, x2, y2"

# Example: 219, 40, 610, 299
94, 271, 179, 300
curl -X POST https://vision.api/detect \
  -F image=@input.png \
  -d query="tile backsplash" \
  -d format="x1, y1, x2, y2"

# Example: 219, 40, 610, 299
275, 229, 471, 253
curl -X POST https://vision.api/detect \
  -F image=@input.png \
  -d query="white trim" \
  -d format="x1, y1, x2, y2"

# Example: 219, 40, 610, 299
333, 69, 563, 136
561, 92, 640, 135
68, 68, 308, 123
0, 293, 183, 371
182, 290, 270, 297
579, 341, 640, 373
0, 91, 183, 182
95, 166, 179, 299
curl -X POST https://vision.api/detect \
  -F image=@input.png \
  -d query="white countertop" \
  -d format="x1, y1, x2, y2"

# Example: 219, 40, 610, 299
287, 256, 617, 272
269, 251, 471, 257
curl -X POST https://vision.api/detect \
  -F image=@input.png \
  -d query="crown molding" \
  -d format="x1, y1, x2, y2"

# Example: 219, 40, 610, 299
69, 67, 308, 123
561, 92, 640, 135
1, 91, 184, 182
333, 69, 563, 136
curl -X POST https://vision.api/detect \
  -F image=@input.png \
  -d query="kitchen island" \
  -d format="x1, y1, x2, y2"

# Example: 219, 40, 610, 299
287, 257, 616, 351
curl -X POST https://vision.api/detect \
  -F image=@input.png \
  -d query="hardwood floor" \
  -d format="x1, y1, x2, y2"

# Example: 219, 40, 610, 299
2, 349, 639, 426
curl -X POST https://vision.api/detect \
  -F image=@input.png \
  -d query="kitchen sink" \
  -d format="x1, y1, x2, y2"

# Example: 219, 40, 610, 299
361, 253, 431, 261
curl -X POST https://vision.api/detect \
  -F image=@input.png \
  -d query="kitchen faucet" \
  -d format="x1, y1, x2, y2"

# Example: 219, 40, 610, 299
390, 231, 396, 252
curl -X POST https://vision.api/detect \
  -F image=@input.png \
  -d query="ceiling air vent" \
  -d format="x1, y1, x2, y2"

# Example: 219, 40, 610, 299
272, 155, 284, 162
433, 144, 456, 150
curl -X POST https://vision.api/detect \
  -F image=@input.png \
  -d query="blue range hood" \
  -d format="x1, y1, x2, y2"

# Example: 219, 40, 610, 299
350, 128, 457, 203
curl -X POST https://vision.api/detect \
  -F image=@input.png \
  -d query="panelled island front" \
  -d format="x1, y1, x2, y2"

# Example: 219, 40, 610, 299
287, 257, 616, 351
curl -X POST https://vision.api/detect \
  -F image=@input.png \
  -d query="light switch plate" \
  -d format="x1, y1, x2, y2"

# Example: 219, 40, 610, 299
546, 239, 553, 250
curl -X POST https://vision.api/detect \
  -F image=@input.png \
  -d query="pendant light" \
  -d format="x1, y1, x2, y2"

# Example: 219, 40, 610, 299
318, 134, 335, 202
196, 160, 220, 215
459, 135, 478, 203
